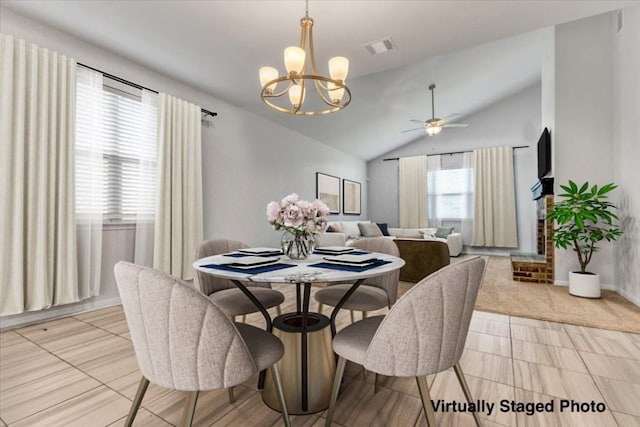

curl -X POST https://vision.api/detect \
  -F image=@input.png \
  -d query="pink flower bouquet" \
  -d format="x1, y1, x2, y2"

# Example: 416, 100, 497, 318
266, 193, 329, 236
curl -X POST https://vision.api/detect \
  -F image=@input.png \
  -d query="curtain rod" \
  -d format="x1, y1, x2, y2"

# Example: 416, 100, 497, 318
77, 62, 218, 118
382, 145, 529, 161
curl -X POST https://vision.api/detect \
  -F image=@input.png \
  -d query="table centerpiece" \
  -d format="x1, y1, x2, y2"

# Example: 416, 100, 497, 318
266, 193, 330, 260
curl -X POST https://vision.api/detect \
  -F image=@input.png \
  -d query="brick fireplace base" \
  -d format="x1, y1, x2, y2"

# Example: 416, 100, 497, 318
511, 193, 554, 284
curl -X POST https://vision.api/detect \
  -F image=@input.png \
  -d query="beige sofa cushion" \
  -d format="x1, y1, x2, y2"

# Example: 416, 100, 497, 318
340, 221, 370, 238
359, 222, 383, 237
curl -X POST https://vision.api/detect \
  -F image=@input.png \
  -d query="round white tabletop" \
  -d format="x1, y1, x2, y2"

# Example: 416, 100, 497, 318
193, 250, 405, 284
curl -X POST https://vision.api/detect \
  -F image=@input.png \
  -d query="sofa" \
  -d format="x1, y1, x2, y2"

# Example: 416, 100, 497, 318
316, 220, 463, 257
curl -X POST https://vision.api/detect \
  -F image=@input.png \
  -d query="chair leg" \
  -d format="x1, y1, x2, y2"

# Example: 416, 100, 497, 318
227, 387, 235, 404
317, 303, 323, 314
271, 365, 291, 427
454, 363, 482, 427
362, 311, 368, 319
416, 376, 437, 427
374, 373, 380, 394
325, 356, 347, 427
180, 391, 199, 427
124, 376, 149, 427
276, 304, 282, 316
242, 314, 247, 323
349, 310, 355, 324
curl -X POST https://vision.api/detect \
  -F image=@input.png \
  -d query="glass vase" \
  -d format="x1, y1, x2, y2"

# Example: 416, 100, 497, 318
281, 231, 316, 260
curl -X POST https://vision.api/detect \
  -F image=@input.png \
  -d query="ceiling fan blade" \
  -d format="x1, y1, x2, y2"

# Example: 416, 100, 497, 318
401, 127, 425, 133
409, 119, 425, 124
440, 113, 461, 124
442, 123, 468, 128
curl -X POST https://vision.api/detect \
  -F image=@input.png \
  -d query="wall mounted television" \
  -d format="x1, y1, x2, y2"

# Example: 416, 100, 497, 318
537, 127, 551, 179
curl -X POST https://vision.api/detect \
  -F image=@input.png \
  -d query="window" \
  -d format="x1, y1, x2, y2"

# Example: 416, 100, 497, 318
75, 67, 158, 223
427, 153, 473, 220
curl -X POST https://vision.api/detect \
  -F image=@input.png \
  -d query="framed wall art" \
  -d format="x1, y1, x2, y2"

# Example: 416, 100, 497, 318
316, 172, 340, 214
343, 179, 361, 215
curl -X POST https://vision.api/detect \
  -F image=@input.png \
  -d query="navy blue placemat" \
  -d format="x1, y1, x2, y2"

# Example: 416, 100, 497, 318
308, 259, 391, 272
201, 263, 295, 274
223, 252, 283, 258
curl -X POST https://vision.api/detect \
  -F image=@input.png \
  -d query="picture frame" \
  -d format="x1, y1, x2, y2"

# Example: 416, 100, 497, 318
316, 172, 340, 214
342, 179, 361, 215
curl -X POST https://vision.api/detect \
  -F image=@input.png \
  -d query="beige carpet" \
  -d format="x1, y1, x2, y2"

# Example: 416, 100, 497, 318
474, 256, 640, 333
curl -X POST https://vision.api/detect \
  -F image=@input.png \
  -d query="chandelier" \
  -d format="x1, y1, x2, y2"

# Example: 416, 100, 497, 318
258, 1, 351, 115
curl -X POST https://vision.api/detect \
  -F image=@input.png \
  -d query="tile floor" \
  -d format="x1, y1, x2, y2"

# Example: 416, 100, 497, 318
1, 283, 640, 427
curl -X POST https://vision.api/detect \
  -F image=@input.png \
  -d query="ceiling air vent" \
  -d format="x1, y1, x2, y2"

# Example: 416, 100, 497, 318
364, 37, 397, 55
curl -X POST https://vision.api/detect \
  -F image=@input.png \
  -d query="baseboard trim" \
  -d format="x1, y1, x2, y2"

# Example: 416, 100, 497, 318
0, 296, 122, 331
617, 288, 640, 306
553, 280, 639, 306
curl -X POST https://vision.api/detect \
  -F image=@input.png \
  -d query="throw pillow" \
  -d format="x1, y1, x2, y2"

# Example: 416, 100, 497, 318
358, 222, 382, 237
340, 221, 362, 238
424, 228, 438, 236
326, 223, 342, 233
370, 223, 384, 237
376, 222, 391, 236
435, 227, 454, 238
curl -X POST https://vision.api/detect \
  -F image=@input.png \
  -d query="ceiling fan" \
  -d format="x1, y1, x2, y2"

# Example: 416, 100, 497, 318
401, 84, 468, 136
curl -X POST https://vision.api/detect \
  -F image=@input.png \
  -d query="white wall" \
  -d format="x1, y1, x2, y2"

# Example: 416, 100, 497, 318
0, 8, 367, 327
367, 83, 541, 254
541, 27, 555, 160
553, 12, 616, 287
612, 7, 640, 305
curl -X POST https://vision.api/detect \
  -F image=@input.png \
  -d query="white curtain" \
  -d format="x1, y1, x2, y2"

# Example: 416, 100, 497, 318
471, 146, 518, 247
458, 152, 474, 243
75, 66, 104, 298
0, 34, 79, 315
133, 90, 159, 267
153, 93, 203, 280
399, 155, 428, 228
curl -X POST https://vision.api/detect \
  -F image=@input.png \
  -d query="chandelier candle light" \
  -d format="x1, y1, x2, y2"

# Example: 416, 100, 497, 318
258, 0, 351, 115
266, 193, 329, 260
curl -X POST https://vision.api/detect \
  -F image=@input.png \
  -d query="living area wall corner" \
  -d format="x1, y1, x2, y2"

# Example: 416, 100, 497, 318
552, 7, 640, 305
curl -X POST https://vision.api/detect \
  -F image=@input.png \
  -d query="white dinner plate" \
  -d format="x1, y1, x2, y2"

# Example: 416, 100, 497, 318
323, 254, 379, 265
237, 247, 282, 255
316, 246, 354, 253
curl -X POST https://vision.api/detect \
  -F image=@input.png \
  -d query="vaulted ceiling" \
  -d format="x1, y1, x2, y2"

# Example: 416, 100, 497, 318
3, 0, 635, 160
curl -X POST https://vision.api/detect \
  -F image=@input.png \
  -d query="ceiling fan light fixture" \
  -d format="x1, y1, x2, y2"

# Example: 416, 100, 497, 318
258, 0, 351, 115
400, 83, 468, 135
426, 126, 442, 136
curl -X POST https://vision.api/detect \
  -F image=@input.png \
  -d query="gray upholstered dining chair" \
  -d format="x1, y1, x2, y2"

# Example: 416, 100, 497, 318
194, 238, 284, 319
325, 257, 486, 427
314, 237, 400, 322
114, 262, 290, 427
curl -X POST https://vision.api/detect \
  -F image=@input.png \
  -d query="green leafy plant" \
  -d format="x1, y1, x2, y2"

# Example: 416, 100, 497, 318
547, 181, 623, 274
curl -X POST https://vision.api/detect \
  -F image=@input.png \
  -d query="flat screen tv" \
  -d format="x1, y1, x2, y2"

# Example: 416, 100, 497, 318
537, 127, 551, 179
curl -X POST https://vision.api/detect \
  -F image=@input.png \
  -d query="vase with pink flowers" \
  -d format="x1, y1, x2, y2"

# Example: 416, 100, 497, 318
266, 193, 330, 260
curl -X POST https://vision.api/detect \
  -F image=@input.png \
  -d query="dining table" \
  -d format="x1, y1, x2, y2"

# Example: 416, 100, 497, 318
193, 246, 405, 414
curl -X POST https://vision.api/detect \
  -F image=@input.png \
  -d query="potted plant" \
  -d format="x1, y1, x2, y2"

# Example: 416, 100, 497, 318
547, 181, 623, 298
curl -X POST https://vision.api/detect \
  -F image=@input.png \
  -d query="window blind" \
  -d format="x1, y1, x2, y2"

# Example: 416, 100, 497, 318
427, 153, 474, 220
76, 72, 158, 223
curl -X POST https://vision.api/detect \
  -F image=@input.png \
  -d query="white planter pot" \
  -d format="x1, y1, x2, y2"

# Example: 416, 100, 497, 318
569, 271, 601, 298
